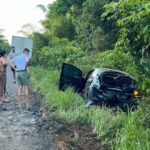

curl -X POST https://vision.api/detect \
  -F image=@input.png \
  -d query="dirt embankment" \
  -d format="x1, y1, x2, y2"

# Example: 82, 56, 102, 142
34, 93, 108, 150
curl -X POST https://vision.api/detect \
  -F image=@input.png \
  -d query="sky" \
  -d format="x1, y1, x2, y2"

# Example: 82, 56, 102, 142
0, 0, 55, 44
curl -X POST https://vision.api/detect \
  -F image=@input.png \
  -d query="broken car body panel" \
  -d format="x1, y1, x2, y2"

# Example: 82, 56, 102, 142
83, 68, 138, 107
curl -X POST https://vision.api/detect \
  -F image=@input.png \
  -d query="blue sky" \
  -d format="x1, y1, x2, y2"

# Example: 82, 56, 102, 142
0, 0, 55, 43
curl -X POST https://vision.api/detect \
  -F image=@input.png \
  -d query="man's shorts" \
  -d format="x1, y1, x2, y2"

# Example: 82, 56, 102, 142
16, 71, 30, 86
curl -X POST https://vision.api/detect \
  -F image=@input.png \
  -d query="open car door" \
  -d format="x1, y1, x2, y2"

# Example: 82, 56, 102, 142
59, 63, 86, 92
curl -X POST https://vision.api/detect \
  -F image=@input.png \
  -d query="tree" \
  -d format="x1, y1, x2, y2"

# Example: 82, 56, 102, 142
17, 23, 41, 37
0, 29, 10, 52
36, 4, 47, 14
103, 0, 150, 59
77, 0, 119, 52
46, 0, 86, 17
31, 32, 49, 64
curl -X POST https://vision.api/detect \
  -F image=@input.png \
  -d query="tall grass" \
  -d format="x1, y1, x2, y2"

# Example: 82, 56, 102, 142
115, 109, 150, 150
30, 66, 150, 149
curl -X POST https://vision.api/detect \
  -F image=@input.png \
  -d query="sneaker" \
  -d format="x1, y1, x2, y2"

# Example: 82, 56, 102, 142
18, 105, 22, 113
2, 97, 10, 103
18, 104, 22, 109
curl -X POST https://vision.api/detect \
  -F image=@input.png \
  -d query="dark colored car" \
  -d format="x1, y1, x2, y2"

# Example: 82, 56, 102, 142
59, 63, 139, 110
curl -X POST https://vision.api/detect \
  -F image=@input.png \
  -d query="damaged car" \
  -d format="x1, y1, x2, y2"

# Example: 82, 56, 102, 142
59, 63, 139, 110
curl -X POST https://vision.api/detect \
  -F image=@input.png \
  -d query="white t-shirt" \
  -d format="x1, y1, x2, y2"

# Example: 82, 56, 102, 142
12, 54, 29, 71
9, 51, 18, 59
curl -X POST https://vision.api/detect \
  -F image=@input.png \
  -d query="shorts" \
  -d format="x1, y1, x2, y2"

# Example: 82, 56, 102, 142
16, 71, 30, 86
0, 73, 6, 96
11, 66, 16, 72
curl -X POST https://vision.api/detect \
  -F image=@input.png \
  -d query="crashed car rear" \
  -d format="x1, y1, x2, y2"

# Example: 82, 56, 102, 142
59, 63, 139, 110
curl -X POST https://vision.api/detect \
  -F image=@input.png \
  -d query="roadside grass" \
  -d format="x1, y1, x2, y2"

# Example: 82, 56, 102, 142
114, 108, 150, 150
30, 66, 150, 150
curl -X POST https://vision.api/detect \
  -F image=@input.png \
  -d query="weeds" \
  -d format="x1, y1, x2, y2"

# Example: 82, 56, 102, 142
30, 66, 150, 149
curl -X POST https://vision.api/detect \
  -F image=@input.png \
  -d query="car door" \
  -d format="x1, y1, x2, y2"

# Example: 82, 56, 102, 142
59, 63, 86, 92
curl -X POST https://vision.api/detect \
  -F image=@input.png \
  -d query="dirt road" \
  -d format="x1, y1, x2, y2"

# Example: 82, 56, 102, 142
0, 67, 56, 150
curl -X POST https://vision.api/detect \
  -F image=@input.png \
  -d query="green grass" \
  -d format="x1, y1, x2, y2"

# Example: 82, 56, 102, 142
115, 109, 150, 150
30, 66, 150, 150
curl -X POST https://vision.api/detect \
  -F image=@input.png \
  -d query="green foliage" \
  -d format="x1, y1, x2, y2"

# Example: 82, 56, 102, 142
42, 14, 75, 44
75, 50, 136, 74
101, 0, 150, 90
53, 17, 76, 40
0, 34, 10, 52
103, 0, 150, 59
34, 0, 119, 58
17, 23, 40, 37
76, 0, 119, 52
47, 0, 86, 17
34, 37, 83, 69
32, 32, 49, 64
115, 108, 150, 150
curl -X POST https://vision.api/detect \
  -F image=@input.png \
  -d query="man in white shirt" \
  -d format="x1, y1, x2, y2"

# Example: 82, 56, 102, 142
9, 46, 17, 83
10, 48, 31, 109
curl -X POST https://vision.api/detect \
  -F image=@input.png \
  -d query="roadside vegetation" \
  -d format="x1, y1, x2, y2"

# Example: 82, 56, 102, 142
29, 0, 150, 149
0, 30, 10, 52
